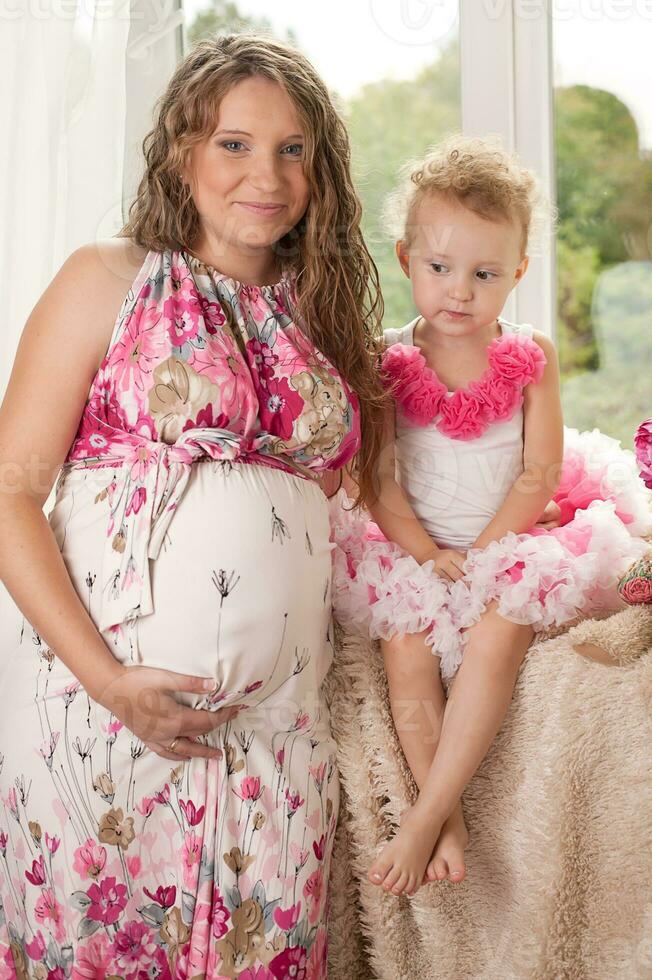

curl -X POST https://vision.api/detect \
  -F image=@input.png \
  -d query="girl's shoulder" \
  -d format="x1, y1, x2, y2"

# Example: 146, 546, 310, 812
382, 315, 420, 349
497, 316, 534, 339
499, 317, 556, 359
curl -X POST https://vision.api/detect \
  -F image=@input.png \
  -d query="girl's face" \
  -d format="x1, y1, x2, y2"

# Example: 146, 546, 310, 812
182, 76, 311, 263
397, 192, 529, 339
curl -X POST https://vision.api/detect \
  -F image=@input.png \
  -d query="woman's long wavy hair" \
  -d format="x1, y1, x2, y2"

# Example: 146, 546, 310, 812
119, 32, 390, 510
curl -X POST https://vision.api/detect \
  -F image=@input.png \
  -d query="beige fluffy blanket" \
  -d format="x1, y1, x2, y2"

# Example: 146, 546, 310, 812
325, 605, 652, 980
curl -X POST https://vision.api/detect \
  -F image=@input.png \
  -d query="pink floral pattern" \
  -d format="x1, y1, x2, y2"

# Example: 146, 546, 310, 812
380, 330, 546, 438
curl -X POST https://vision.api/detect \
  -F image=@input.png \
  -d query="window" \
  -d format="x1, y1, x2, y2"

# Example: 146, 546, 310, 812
552, 6, 652, 448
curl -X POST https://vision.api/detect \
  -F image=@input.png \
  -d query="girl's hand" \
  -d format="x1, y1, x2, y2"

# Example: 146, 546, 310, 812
96, 665, 241, 761
429, 549, 467, 583
535, 498, 562, 529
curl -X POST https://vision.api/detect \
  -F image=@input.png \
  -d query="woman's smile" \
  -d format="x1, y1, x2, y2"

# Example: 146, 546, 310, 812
235, 201, 286, 216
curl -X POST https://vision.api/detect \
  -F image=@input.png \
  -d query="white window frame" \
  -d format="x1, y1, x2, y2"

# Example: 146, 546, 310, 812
460, 0, 556, 338
122, 0, 184, 222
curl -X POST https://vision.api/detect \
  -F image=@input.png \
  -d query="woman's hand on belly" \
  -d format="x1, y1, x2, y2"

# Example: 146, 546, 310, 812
96, 664, 241, 761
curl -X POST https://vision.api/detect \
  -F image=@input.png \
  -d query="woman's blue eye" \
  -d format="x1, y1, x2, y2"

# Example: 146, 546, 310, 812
220, 141, 303, 156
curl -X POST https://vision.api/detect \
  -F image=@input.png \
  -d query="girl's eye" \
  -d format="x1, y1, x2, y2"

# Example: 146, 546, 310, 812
430, 262, 448, 274
476, 270, 496, 281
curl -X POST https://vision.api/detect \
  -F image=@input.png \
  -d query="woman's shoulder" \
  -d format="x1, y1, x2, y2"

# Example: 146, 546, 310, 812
68, 237, 151, 286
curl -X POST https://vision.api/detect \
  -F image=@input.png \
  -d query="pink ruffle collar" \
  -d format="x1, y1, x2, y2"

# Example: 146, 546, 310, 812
380, 323, 547, 440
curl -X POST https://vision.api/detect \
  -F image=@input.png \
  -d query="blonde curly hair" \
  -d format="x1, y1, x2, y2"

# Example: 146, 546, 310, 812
382, 132, 552, 257
119, 32, 390, 510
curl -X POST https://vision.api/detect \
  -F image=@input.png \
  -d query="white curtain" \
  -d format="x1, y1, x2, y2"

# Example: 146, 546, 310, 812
0, 0, 182, 402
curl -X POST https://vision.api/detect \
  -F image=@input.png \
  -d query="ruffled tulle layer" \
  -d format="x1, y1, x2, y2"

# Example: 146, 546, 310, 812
329, 428, 652, 686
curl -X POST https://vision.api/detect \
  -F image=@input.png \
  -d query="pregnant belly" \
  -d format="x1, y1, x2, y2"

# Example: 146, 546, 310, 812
132, 460, 335, 714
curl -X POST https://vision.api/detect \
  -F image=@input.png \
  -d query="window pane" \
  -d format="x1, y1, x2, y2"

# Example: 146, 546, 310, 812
182, 1, 460, 331
553, 8, 652, 449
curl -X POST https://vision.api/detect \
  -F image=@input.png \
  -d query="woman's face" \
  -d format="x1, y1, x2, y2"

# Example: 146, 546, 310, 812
182, 76, 311, 260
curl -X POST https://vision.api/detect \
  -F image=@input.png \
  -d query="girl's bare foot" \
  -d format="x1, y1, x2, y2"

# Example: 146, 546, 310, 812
368, 804, 444, 897
422, 801, 469, 885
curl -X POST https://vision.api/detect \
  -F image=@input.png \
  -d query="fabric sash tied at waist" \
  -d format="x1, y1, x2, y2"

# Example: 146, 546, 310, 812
62, 425, 318, 640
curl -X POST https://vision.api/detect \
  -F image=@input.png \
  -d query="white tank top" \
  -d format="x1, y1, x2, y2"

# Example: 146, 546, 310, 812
383, 316, 534, 550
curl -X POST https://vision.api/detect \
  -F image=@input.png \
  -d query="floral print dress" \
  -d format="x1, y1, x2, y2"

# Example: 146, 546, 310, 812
0, 248, 361, 979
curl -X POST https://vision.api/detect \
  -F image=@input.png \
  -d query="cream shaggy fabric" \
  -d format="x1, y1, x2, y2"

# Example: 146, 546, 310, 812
325, 605, 652, 980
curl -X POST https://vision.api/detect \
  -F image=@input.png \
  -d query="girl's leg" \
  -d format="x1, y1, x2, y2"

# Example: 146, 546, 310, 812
378, 631, 469, 892
368, 601, 534, 897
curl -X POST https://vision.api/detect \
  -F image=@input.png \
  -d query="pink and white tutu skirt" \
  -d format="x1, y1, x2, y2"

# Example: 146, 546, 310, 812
329, 428, 652, 689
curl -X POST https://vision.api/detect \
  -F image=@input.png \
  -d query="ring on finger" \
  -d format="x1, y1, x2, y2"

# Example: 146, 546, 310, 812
168, 737, 181, 753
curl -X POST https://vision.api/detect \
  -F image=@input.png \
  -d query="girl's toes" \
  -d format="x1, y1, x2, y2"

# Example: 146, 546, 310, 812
448, 864, 466, 883
368, 853, 393, 885
406, 873, 419, 896
383, 865, 402, 892
391, 870, 409, 896
428, 857, 449, 882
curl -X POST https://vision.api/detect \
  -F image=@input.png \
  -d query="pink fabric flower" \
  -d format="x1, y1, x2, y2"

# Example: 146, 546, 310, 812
73, 839, 107, 879
182, 829, 202, 886
400, 371, 447, 426
621, 576, 652, 604
488, 333, 547, 384
381, 344, 446, 425
248, 338, 279, 381
303, 867, 324, 924
380, 344, 426, 395
634, 418, 652, 489
71, 933, 112, 980
273, 902, 301, 931
125, 485, 147, 516
269, 944, 308, 979
164, 291, 202, 347
618, 558, 652, 604
143, 884, 176, 908
258, 375, 304, 440
469, 371, 523, 422
179, 798, 206, 826
197, 292, 226, 335
113, 920, 159, 973
234, 775, 263, 803
438, 390, 486, 440
210, 892, 231, 940
34, 888, 66, 941
25, 854, 46, 885
86, 876, 128, 925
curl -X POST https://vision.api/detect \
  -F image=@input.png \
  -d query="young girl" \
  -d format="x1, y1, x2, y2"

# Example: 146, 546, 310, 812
329, 135, 652, 899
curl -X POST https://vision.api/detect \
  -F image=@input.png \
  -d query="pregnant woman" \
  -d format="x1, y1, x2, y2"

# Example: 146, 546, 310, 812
0, 34, 386, 978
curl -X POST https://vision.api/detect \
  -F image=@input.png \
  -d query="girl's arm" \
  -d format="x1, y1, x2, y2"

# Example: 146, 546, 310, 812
361, 401, 442, 565
471, 332, 564, 551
